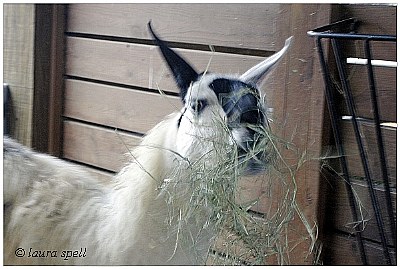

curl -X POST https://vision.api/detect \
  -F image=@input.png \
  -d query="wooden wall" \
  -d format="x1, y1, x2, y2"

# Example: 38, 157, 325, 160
319, 4, 397, 265
3, 4, 35, 146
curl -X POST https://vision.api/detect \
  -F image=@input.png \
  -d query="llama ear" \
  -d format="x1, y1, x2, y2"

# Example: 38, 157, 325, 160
148, 22, 198, 102
240, 36, 293, 85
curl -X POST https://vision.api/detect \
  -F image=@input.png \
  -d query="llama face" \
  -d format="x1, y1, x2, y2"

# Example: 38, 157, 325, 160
177, 73, 266, 171
148, 22, 292, 173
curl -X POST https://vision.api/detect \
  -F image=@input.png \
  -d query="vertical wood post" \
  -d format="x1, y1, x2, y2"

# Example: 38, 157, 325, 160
271, 4, 333, 264
32, 4, 66, 156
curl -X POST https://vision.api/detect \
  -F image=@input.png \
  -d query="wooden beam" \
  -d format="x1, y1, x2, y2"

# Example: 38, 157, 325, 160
32, 4, 66, 156
67, 3, 280, 52
271, 4, 333, 264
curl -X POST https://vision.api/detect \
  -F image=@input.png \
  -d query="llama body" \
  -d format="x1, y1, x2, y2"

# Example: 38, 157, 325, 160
4, 114, 213, 265
4, 23, 292, 265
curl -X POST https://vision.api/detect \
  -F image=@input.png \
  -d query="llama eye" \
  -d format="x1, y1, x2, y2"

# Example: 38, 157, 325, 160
190, 99, 208, 113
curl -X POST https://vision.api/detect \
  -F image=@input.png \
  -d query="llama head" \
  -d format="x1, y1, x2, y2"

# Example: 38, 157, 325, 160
148, 22, 292, 173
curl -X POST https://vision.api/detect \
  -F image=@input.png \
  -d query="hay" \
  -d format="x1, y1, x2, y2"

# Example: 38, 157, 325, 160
155, 102, 318, 265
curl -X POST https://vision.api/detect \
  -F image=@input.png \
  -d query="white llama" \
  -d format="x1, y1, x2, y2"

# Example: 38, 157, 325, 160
3, 22, 292, 265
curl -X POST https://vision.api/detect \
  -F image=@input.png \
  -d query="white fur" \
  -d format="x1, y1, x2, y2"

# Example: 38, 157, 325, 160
4, 112, 225, 265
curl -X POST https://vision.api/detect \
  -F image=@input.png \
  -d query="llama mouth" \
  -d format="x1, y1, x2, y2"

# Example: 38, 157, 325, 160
237, 147, 268, 175
233, 126, 269, 175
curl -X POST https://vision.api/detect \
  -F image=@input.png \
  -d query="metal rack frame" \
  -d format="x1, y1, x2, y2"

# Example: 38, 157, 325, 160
308, 18, 396, 265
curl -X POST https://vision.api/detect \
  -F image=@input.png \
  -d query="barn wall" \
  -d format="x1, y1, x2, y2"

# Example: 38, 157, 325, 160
3, 3, 332, 265
9, 3, 396, 265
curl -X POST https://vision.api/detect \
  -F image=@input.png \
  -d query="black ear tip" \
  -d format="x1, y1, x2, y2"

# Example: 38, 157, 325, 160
147, 20, 153, 32
146, 21, 198, 101
147, 20, 162, 44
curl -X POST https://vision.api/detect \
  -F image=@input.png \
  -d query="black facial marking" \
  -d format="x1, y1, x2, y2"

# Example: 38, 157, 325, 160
177, 108, 186, 128
208, 78, 264, 127
190, 99, 208, 114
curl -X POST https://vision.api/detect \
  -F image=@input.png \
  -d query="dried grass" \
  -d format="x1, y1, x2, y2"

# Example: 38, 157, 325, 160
155, 106, 318, 265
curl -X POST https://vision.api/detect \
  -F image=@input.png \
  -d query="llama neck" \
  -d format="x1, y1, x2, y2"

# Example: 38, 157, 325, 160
107, 113, 211, 264
116, 112, 181, 187
104, 114, 184, 261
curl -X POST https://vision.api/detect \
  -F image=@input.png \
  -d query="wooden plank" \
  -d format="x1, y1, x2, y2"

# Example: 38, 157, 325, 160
64, 79, 181, 134
67, 3, 280, 51
325, 177, 396, 246
65, 36, 271, 94
339, 66, 397, 122
63, 120, 142, 172
341, 120, 396, 185
3, 4, 35, 146
32, 4, 66, 156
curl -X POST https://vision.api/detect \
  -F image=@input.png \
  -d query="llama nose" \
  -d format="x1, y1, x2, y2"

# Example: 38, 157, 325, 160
238, 147, 268, 175
190, 99, 208, 114
236, 129, 268, 175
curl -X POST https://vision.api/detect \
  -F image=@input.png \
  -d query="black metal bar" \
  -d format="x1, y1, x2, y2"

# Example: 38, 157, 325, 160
307, 31, 396, 41
330, 38, 391, 265
307, 18, 357, 34
364, 39, 397, 259
315, 37, 368, 265
307, 18, 396, 42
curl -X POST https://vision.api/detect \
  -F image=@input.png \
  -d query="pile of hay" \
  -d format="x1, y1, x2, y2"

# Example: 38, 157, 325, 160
157, 110, 317, 265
